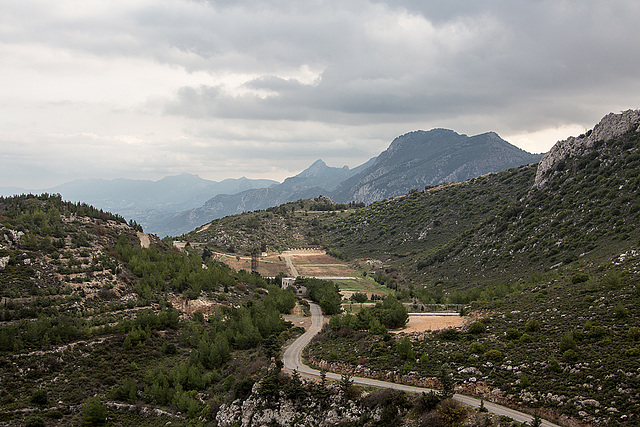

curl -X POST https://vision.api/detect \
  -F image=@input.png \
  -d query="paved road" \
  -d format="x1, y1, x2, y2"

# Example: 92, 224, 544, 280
283, 302, 560, 427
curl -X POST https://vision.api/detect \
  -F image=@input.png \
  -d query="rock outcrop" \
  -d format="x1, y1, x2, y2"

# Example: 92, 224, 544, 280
216, 381, 379, 427
534, 109, 640, 188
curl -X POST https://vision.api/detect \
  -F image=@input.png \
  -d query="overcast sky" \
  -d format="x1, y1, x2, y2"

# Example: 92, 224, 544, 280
2, 0, 640, 189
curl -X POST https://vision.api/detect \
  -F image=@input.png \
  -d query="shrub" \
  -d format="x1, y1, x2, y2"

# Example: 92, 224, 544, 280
439, 328, 460, 341
614, 302, 628, 318
589, 326, 606, 339
563, 349, 579, 363
25, 417, 45, 427
30, 389, 48, 407
559, 332, 576, 352
505, 328, 521, 341
625, 347, 640, 357
629, 326, 640, 341
483, 349, 503, 362
436, 399, 467, 427
520, 333, 533, 343
469, 342, 485, 354
524, 319, 541, 332
468, 322, 486, 334
547, 356, 561, 373
571, 272, 590, 284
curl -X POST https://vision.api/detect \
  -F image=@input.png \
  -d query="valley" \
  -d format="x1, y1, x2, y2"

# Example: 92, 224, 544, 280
1, 110, 639, 426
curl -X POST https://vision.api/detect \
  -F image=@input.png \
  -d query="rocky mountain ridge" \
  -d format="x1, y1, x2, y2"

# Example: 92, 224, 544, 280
535, 109, 640, 187
332, 129, 542, 203
166, 129, 541, 237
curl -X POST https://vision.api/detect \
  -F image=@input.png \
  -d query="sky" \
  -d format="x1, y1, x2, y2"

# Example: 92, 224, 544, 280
2, 0, 640, 189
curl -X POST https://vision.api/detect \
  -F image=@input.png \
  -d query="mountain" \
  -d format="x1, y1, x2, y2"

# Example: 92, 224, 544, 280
1, 174, 278, 235
158, 158, 375, 237
186, 109, 640, 289
163, 129, 540, 237
182, 110, 640, 424
330, 129, 543, 203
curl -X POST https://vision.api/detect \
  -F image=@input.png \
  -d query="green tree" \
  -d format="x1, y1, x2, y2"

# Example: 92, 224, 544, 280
351, 292, 368, 307
438, 368, 454, 399
81, 397, 107, 425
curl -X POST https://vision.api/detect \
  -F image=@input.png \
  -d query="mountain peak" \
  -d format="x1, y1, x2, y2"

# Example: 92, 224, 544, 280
534, 109, 640, 187
295, 159, 349, 178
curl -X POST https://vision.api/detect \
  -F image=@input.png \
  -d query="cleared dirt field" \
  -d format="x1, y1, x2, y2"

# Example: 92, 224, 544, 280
289, 253, 339, 264
392, 315, 466, 333
296, 264, 359, 277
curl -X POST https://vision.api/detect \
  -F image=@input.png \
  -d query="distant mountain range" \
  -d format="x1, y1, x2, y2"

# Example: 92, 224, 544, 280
153, 158, 377, 237
160, 129, 542, 236
0, 174, 278, 231
1, 129, 543, 237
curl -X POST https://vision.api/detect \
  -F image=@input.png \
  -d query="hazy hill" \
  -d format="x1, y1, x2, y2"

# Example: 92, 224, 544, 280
1, 174, 278, 236
330, 129, 543, 203
166, 129, 540, 237
158, 158, 375, 237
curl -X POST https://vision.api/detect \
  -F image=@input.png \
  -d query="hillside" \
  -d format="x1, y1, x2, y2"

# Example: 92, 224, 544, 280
0, 174, 279, 237
0, 194, 302, 425
181, 110, 640, 425
0, 194, 514, 426
187, 111, 639, 293
163, 129, 540, 238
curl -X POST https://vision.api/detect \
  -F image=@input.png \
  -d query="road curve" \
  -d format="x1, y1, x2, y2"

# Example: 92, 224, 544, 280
283, 302, 560, 427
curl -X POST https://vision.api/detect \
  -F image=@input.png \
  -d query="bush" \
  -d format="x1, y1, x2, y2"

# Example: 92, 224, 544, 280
559, 332, 576, 352
505, 328, 521, 341
625, 347, 640, 357
484, 349, 503, 362
25, 417, 45, 427
547, 356, 561, 373
468, 322, 486, 334
563, 349, 579, 363
30, 389, 48, 407
520, 333, 533, 343
629, 326, 640, 341
469, 342, 485, 354
614, 302, 629, 318
524, 319, 541, 332
436, 399, 467, 427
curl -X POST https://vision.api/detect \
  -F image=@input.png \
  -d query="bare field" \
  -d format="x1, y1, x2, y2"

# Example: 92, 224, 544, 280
296, 264, 359, 277
392, 315, 466, 334
290, 253, 340, 264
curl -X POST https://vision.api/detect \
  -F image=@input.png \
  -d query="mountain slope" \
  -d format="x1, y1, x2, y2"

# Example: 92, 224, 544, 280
331, 129, 542, 203
181, 109, 640, 425
166, 129, 540, 237
160, 158, 375, 237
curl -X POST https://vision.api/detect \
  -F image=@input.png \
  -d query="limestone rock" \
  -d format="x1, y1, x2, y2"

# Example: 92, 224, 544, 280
534, 109, 640, 188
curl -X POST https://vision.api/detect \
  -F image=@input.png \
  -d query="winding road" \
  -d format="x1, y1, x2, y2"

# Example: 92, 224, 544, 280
283, 302, 560, 427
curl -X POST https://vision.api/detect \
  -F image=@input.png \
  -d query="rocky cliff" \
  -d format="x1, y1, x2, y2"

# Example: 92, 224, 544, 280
534, 109, 640, 187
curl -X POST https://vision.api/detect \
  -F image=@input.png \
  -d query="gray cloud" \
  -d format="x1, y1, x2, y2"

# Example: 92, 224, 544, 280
1, 0, 640, 189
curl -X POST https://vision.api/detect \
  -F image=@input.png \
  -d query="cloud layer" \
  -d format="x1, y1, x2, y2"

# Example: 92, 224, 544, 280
2, 0, 639, 188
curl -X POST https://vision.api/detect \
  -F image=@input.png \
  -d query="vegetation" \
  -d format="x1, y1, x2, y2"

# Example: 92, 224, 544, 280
2, 124, 640, 425
180, 127, 640, 425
